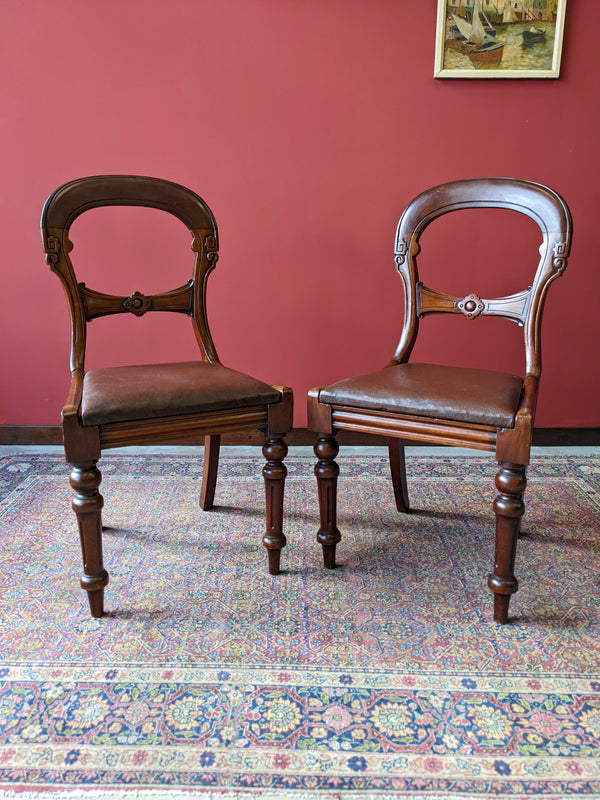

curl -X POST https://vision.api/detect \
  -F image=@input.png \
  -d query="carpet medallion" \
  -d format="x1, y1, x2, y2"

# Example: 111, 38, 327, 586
0, 452, 599, 799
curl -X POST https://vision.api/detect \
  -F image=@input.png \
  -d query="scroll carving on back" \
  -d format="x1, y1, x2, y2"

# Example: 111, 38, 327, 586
395, 237, 409, 265
204, 235, 219, 265
44, 235, 60, 267
553, 241, 568, 274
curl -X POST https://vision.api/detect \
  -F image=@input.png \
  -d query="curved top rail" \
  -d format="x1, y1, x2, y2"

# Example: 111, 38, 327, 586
41, 174, 217, 235
395, 177, 571, 253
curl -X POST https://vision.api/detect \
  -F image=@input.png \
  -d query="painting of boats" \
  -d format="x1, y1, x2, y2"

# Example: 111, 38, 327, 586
522, 27, 547, 45
434, 0, 567, 78
448, 0, 505, 62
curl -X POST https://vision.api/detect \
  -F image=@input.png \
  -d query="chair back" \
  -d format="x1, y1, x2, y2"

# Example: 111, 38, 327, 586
41, 175, 220, 373
392, 178, 572, 378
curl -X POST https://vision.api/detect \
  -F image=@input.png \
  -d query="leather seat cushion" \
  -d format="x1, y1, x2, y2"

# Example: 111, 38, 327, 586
318, 363, 523, 428
81, 361, 281, 426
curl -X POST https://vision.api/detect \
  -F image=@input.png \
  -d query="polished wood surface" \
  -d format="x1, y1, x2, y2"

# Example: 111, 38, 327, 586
3, 425, 598, 447
42, 175, 292, 617
308, 178, 572, 623
200, 434, 221, 511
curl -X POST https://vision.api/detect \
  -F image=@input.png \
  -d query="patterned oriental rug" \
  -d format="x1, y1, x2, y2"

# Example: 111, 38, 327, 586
0, 452, 599, 800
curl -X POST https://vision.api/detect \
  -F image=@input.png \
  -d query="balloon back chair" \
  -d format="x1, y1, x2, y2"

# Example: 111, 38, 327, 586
42, 175, 293, 618
307, 178, 572, 623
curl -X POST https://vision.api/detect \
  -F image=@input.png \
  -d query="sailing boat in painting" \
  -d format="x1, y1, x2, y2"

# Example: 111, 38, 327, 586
501, 2, 519, 24
451, 0, 504, 62
436, 0, 566, 77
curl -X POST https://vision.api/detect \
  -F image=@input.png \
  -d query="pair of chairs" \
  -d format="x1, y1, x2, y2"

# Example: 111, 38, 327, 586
41, 175, 571, 624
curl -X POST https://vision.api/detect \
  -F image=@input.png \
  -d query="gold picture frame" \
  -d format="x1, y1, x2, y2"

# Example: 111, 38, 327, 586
434, 0, 567, 78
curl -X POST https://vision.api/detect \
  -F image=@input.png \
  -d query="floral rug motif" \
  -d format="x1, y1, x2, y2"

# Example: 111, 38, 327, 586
0, 452, 599, 799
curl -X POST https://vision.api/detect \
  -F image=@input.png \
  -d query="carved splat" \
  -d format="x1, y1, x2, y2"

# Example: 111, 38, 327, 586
416, 283, 531, 325
78, 282, 195, 321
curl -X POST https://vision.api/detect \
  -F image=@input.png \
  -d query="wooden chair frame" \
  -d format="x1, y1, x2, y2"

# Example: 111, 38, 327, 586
42, 175, 292, 617
308, 178, 572, 623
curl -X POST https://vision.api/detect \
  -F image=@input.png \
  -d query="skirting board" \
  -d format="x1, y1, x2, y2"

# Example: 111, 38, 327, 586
1, 425, 599, 447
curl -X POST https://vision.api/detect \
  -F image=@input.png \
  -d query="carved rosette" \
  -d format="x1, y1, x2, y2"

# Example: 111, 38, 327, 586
456, 292, 485, 319
123, 291, 151, 316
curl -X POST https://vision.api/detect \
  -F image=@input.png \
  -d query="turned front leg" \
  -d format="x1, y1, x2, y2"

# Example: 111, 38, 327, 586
488, 462, 527, 624
262, 436, 288, 575
314, 434, 341, 569
70, 461, 109, 618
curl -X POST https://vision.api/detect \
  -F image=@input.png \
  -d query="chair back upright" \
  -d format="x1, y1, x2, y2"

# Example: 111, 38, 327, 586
392, 177, 572, 382
40, 174, 220, 375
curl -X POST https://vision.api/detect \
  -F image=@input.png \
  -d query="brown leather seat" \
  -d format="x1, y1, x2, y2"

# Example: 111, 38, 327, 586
308, 178, 572, 624
41, 175, 293, 618
318, 364, 524, 428
81, 362, 282, 425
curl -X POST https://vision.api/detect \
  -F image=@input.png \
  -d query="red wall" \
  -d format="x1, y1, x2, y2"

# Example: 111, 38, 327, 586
2, 0, 598, 428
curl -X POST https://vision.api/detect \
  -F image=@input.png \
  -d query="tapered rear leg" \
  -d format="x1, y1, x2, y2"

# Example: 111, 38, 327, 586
200, 434, 221, 511
388, 437, 409, 513
70, 461, 109, 618
488, 462, 526, 624
314, 434, 341, 569
262, 435, 288, 575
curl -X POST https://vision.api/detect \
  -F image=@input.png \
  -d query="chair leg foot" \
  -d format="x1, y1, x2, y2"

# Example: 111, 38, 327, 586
314, 435, 341, 569
493, 593, 511, 625
322, 544, 336, 570
86, 588, 105, 618
267, 547, 281, 576
70, 461, 109, 618
489, 462, 526, 624
262, 435, 288, 574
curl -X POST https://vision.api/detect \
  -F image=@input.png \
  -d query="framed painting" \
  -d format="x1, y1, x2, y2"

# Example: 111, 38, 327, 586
434, 0, 567, 78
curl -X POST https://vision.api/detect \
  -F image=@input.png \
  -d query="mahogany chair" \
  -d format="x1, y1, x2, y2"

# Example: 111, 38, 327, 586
41, 175, 293, 618
307, 178, 572, 623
